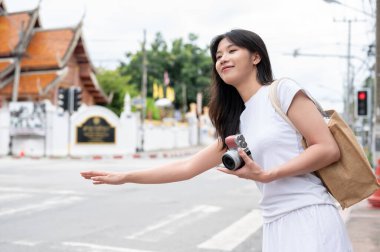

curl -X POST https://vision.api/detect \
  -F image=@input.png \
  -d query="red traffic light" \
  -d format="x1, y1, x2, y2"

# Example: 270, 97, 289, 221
356, 90, 369, 116
358, 91, 367, 100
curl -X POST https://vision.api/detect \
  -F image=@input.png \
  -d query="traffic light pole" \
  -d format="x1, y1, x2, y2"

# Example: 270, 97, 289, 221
68, 88, 74, 157
58, 87, 81, 157
139, 30, 147, 152
374, 0, 380, 164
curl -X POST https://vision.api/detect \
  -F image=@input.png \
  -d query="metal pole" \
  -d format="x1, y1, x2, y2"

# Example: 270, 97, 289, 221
374, 0, 380, 162
12, 59, 21, 102
68, 88, 73, 157
12, 23, 24, 102
346, 20, 352, 127
140, 29, 147, 152
182, 83, 187, 113
376, 0, 380, 122
333, 18, 364, 127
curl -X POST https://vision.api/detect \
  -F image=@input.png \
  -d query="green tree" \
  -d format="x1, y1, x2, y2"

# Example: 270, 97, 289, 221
169, 33, 212, 109
96, 68, 138, 115
119, 32, 212, 114
120, 32, 171, 97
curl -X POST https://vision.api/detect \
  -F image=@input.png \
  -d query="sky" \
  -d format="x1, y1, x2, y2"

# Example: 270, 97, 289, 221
4, 0, 376, 112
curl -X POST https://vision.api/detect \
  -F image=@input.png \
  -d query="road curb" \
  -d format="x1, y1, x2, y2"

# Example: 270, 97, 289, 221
1, 147, 203, 161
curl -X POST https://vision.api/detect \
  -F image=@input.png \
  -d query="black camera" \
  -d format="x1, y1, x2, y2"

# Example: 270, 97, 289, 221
222, 134, 252, 170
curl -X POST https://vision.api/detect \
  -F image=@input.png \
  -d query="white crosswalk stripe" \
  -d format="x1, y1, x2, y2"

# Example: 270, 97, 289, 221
0, 196, 83, 217
0, 186, 80, 195
62, 242, 156, 252
0, 193, 31, 202
198, 209, 262, 251
0, 186, 83, 217
126, 204, 221, 242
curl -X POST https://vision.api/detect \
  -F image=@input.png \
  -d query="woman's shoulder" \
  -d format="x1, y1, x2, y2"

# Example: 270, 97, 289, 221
275, 77, 302, 94
277, 77, 300, 89
274, 77, 304, 112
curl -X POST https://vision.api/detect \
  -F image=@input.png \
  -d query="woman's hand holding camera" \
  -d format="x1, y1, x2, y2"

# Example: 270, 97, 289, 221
217, 148, 273, 183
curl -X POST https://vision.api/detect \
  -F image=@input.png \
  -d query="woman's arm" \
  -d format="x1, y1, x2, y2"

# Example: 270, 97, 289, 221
80, 139, 226, 185
267, 91, 340, 180
218, 91, 340, 183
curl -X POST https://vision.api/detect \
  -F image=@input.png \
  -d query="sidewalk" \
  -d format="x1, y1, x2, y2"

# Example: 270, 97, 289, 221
0, 145, 205, 160
346, 199, 380, 252
134, 145, 204, 159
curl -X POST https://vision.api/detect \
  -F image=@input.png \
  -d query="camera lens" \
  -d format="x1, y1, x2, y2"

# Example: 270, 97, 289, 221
222, 150, 242, 170
222, 155, 236, 169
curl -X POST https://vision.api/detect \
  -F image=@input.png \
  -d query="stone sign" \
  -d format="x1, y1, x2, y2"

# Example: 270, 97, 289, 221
76, 116, 115, 144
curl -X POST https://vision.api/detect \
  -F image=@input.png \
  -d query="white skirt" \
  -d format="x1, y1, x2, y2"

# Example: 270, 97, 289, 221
262, 204, 353, 252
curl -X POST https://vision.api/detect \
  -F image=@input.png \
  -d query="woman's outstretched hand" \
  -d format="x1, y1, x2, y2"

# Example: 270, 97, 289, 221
217, 149, 273, 183
80, 171, 126, 185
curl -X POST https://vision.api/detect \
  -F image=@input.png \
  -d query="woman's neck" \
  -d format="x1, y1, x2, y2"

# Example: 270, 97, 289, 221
235, 75, 262, 103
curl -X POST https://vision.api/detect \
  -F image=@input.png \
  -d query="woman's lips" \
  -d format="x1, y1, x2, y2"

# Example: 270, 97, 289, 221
222, 66, 233, 72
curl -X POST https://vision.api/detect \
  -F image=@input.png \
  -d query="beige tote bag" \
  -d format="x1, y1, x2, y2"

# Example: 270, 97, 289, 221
269, 78, 380, 209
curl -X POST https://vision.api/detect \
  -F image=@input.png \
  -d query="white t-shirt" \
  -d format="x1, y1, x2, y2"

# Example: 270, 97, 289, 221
239, 78, 335, 223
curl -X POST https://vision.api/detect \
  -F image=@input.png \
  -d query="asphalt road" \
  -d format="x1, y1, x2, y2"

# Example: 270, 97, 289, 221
0, 156, 263, 252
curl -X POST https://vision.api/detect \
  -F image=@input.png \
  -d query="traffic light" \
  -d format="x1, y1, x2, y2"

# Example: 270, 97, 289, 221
356, 89, 369, 117
57, 88, 69, 111
73, 87, 82, 111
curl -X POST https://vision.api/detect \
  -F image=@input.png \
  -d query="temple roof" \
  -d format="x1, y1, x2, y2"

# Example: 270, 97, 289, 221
0, 58, 14, 79
21, 27, 81, 71
0, 7, 109, 105
0, 68, 68, 97
82, 72, 109, 104
0, 8, 39, 57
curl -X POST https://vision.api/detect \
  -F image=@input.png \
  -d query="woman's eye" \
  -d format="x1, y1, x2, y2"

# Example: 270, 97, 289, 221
229, 49, 237, 53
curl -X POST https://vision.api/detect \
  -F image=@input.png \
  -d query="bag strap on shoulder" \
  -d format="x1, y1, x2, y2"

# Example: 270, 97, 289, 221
269, 78, 329, 133
268, 79, 297, 130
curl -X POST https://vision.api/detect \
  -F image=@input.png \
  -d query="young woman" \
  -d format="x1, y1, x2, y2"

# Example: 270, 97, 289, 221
81, 29, 353, 251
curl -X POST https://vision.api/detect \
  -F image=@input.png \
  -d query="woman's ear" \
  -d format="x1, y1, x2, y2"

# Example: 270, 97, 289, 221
252, 53, 261, 65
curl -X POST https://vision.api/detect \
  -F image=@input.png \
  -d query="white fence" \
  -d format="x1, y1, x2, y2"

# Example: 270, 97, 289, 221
0, 100, 215, 157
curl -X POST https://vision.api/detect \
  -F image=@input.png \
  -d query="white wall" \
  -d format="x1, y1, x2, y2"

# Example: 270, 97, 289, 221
0, 102, 214, 157
143, 123, 191, 151
120, 111, 138, 154
46, 110, 69, 157
0, 102, 10, 156
12, 136, 44, 157
70, 106, 140, 157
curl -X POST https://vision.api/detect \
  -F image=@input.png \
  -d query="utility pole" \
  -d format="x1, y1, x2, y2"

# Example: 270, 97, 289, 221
346, 19, 352, 126
182, 83, 187, 114
333, 18, 365, 127
12, 23, 25, 102
289, 19, 364, 128
140, 29, 148, 152
374, 0, 380, 162
9, 22, 25, 156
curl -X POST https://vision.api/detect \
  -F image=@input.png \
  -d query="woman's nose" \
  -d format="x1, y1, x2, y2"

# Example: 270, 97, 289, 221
219, 54, 228, 63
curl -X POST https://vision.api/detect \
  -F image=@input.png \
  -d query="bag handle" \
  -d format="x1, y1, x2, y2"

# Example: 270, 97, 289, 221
269, 78, 329, 133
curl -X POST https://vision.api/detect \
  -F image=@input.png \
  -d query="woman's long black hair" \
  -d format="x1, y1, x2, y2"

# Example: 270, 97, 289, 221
208, 29, 274, 149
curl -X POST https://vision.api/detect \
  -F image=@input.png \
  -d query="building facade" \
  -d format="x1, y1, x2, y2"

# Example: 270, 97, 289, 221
0, 1, 108, 106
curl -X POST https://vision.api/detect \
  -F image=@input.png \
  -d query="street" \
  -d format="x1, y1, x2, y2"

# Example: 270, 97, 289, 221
0, 156, 263, 252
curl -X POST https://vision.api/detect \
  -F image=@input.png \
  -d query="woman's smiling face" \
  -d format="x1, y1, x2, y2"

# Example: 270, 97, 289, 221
215, 38, 256, 86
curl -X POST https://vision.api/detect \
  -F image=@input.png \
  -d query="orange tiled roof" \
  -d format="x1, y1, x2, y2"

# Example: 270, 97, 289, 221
21, 28, 77, 70
0, 58, 14, 78
0, 12, 31, 56
0, 71, 64, 96
0, 58, 13, 72
81, 71, 109, 104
